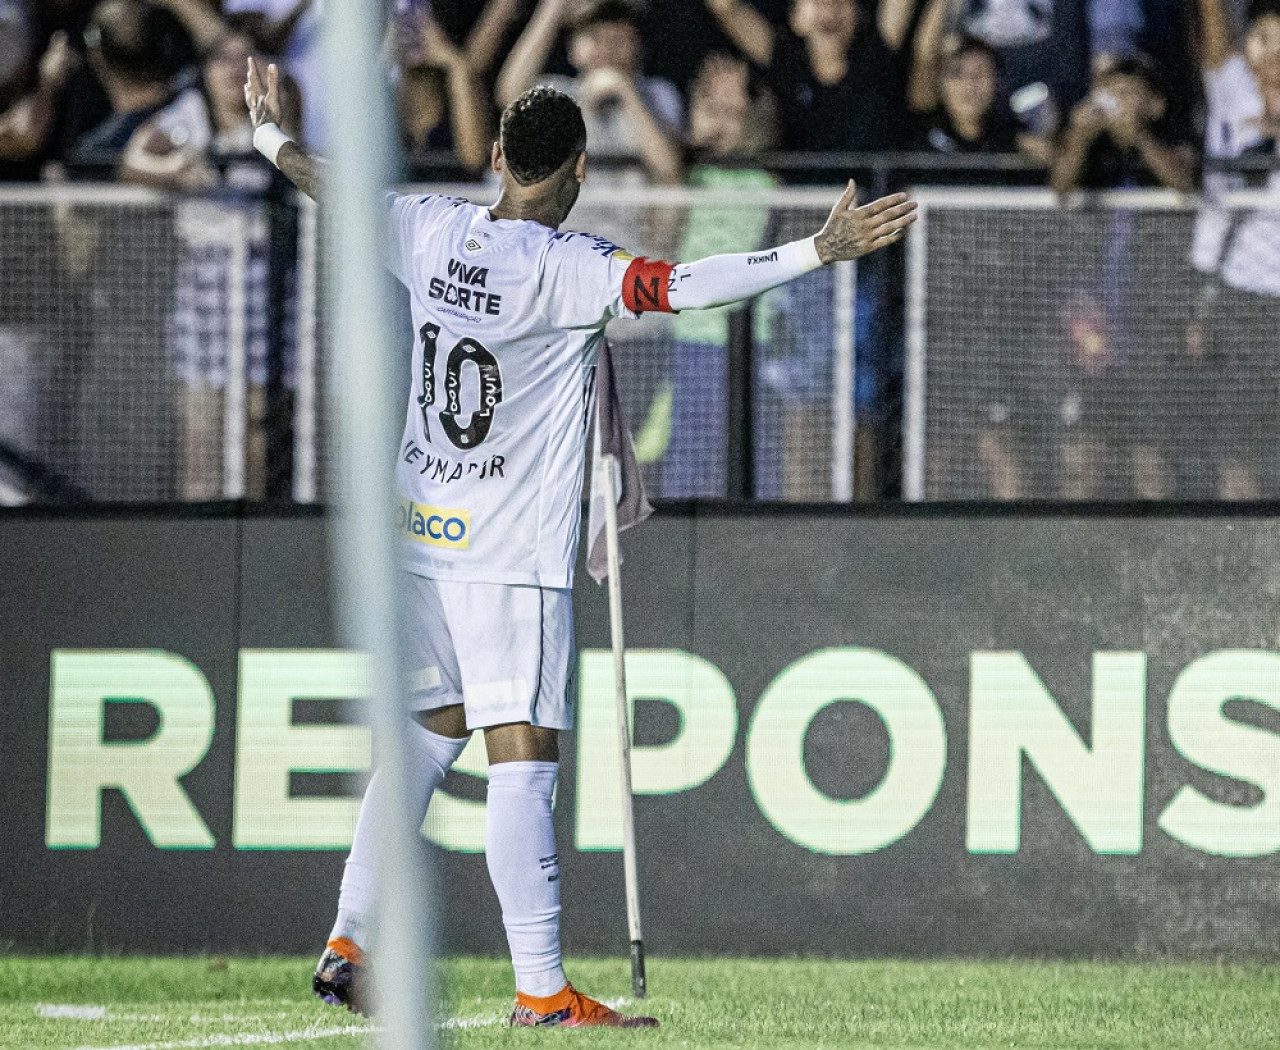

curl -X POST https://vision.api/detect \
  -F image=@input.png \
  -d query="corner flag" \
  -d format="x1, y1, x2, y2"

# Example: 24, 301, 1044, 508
587, 341, 653, 584
584, 339, 651, 998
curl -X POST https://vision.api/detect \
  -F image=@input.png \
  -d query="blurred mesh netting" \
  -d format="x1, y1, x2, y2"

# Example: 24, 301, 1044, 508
906, 190, 1280, 501
0, 187, 284, 503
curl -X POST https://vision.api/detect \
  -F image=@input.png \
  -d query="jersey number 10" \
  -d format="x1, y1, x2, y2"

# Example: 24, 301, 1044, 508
417, 322, 504, 451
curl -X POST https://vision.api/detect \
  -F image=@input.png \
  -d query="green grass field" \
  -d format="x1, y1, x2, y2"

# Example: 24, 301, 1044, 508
5, 955, 1280, 1049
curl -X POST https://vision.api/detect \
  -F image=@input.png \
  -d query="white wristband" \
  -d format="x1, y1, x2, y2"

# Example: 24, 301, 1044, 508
253, 122, 293, 168
786, 235, 824, 271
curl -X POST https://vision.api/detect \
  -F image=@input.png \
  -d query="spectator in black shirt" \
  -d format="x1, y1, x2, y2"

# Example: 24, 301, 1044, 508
955, 0, 1103, 127
1050, 56, 1194, 193
66, 0, 193, 172
910, 0, 1053, 167
1049, 55, 1194, 499
910, 36, 1020, 155
703, 0, 920, 153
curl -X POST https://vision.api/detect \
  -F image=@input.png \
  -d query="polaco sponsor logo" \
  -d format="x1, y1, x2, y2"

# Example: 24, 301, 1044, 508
398, 500, 470, 549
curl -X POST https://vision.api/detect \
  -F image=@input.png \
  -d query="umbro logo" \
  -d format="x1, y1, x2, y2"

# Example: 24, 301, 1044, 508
464, 238, 484, 252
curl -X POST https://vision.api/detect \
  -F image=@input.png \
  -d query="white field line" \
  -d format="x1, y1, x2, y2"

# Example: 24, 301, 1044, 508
47, 1006, 508, 1048
437, 1013, 505, 1030
37, 1007, 295, 1025
68, 1024, 372, 1050
45, 997, 587, 1044
37, 1005, 108, 1019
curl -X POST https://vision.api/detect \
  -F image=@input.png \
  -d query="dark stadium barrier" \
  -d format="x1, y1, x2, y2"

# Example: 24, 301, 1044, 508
3, 503, 1280, 958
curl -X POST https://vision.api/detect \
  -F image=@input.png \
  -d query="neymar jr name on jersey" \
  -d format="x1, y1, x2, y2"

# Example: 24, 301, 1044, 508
403, 440, 507, 483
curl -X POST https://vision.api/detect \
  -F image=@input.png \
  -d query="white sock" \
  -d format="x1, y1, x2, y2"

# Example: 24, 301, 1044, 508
329, 721, 468, 948
486, 761, 567, 998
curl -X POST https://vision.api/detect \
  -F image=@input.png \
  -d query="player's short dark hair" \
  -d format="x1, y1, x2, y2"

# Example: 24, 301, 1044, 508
87, 0, 190, 83
571, 0, 642, 33
500, 86, 587, 185
1248, 0, 1280, 23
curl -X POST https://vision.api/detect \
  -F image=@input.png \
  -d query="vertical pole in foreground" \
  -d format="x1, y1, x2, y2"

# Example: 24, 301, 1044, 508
903, 200, 929, 501
322, 1, 433, 1048
223, 208, 249, 498
600, 451, 646, 999
292, 198, 318, 504
831, 259, 856, 501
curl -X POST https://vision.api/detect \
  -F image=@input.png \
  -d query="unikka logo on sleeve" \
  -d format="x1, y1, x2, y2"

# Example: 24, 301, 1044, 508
397, 500, 471, 549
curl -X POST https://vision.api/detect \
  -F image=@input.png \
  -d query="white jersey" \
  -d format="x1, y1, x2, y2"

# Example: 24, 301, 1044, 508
387, 193, 643, 587
1191, 55, 1280, 297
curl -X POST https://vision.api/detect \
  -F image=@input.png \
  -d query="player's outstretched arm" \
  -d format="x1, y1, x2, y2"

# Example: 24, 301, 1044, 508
245, 56, 326, 200
650, 181, 916, 314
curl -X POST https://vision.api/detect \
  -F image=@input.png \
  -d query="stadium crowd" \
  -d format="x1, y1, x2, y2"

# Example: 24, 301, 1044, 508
0, 0, 1278, 502
0, 0, 1257, 186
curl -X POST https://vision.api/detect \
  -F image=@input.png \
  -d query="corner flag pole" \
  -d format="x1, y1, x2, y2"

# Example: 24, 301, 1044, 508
599, 450, 647, 999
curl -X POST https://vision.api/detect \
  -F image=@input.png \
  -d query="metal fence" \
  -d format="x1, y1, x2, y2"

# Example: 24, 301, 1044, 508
0, 183, 292, 503
10, 180, 1279, 506
905, 188, 1280, 501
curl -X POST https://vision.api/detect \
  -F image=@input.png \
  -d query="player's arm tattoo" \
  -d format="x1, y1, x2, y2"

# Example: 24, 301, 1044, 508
276, 142, 326, 202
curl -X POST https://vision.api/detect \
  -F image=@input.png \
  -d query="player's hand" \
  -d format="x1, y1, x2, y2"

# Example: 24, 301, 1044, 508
813, 180, 917, 263
244, 56, 283, 130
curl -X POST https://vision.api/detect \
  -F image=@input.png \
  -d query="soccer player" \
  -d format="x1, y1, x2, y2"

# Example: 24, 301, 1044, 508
245, 57, 916, 1029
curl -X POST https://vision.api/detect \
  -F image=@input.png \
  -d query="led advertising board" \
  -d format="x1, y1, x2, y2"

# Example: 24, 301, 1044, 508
2, 507, 1278, 957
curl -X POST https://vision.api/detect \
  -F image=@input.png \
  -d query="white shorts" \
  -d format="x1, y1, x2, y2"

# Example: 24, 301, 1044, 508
401, 572, 576, 731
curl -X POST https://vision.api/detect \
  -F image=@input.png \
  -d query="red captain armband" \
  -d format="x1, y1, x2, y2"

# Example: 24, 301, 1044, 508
622, 256, 675, 314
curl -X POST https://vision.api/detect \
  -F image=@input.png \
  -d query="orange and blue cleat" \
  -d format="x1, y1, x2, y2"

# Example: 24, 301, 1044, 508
312, 938, 366, 1015
510, 984, 659, 1028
